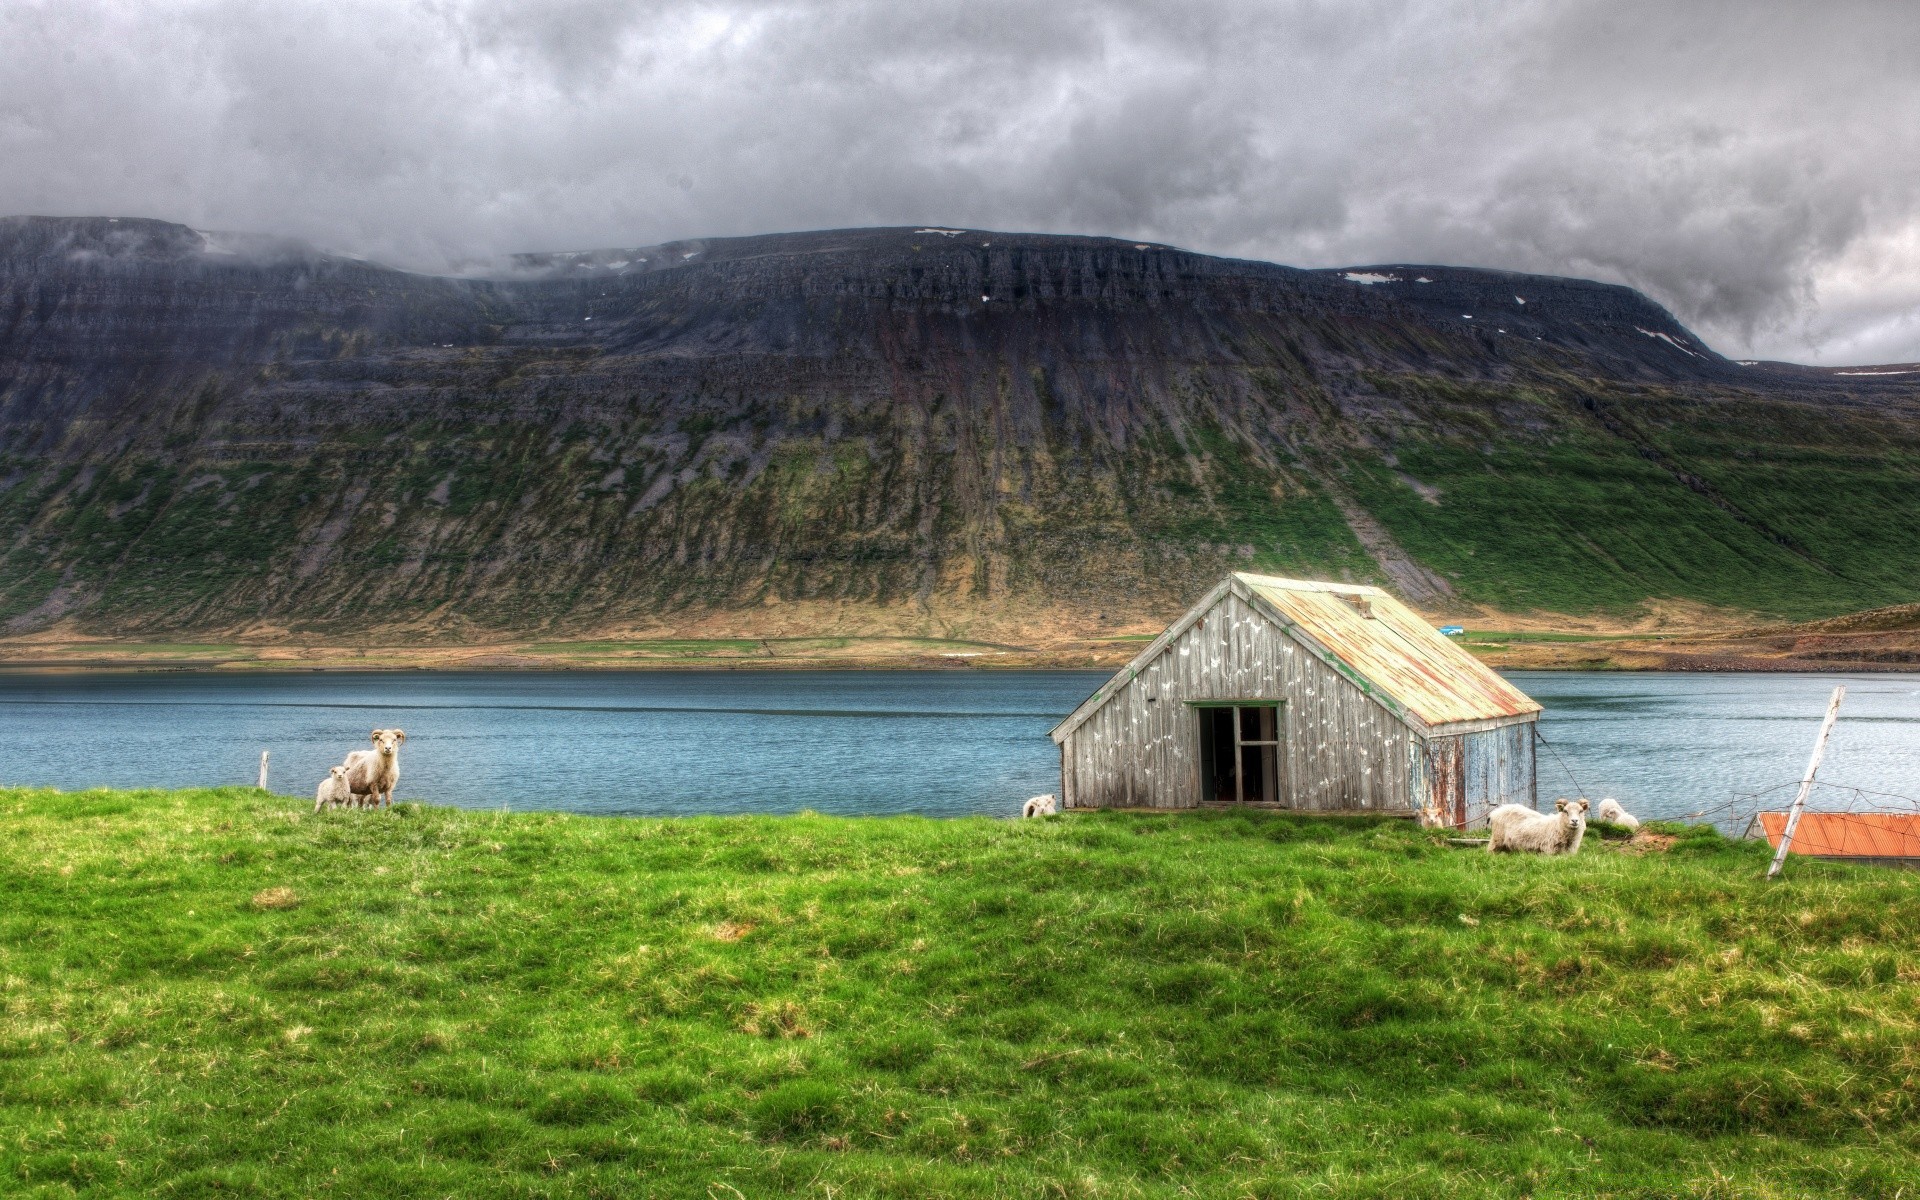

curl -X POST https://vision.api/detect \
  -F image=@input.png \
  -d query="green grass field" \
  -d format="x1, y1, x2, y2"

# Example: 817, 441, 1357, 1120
1462, 632, 1651, 645
520, 638, 1018, 660
524, 639, 768, 656
4, 788, 1917, 1197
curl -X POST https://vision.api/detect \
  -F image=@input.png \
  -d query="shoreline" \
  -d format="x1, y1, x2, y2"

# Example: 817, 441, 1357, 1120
3, 603, 1915, 675
0, 641, 1912, 668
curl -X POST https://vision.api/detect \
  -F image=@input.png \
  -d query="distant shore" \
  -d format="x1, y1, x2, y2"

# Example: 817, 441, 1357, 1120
2, 618, 1915, 674
0, 635, 1132, 674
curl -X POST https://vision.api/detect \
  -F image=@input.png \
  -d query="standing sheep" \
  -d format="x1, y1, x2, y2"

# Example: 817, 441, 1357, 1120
343, 729, 406, 809
1487, 798, 1589, 855
314, 765, 353, 812
1596, 797, 1640, 830
1021, 793, 1058, 818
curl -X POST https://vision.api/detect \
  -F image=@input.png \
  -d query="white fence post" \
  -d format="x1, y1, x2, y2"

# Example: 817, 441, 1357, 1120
1767, 686, 1845, 880
258, 750, 270, 791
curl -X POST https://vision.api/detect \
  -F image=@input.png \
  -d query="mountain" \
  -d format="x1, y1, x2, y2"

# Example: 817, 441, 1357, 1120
2, 215, 1918, 642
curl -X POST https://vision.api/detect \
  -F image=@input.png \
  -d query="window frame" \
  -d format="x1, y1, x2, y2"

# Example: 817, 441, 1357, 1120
1189, 700, 1285, 804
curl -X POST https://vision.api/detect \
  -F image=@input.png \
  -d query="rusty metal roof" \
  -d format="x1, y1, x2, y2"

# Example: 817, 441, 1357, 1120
1051, 573, 1540, 744
1748, 811, 1920, 859
1234, 574, 1541, 729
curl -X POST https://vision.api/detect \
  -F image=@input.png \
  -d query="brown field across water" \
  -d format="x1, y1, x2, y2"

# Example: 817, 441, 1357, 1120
3, 599, 1916, 673
1459, 601, 1920, 673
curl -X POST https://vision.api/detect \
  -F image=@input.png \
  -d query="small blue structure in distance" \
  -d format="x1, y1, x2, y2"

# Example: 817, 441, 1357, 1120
1438, 625, 1465, 637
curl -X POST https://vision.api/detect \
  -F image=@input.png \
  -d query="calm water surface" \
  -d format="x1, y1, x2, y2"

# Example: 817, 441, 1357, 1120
1, 669, 1915, 823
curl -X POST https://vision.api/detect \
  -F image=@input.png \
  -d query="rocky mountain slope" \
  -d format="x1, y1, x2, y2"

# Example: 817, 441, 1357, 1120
3, 215, 1918, 641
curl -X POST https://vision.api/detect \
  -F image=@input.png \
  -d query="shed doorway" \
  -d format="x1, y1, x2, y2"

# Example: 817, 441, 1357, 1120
1196, 703, 1283, 804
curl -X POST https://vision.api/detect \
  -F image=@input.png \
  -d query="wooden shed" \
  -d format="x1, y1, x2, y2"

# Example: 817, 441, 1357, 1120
1050, 573, 1542, 827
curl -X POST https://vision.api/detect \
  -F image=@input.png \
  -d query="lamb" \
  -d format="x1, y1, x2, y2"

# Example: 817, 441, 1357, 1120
313, 764, 353, 812
1021, 793, 1058, 818
1595, 797, 1640, 831
1486, 798, 1589, 855
343, 728, 406, 809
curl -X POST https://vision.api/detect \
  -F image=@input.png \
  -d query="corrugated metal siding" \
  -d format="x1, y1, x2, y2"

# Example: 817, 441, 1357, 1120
1062, 592, 1415, 812
1426, 736, 1466, 827
1461, 722, 1535, 828
1419, 723, 1535, 829
1240, 574, 1541, 728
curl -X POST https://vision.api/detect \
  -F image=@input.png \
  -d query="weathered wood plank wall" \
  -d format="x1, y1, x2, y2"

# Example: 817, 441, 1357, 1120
1062, 592, 1416, 811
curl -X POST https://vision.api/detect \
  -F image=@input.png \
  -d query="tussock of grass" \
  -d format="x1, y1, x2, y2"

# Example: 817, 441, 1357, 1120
248, 885, 300, 910
3, 787, 1917, 1197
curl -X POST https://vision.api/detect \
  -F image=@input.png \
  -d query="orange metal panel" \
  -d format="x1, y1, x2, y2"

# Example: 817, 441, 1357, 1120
1752, 811, 1920, 859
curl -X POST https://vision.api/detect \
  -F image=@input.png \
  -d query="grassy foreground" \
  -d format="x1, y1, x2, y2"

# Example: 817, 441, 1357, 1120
3, 790, 1917, 1198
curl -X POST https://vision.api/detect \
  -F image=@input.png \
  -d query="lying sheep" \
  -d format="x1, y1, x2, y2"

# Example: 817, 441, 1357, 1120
314, 764, 353, 812
1022, 793, 1058, 818
1595, 797, 1640, 830
344, 728, 406, 809
1487, 798, 1589, 855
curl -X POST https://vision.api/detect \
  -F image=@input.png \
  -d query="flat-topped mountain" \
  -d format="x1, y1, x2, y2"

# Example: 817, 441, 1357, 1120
0, 217, 1735, 383
2, 215, 1917, 640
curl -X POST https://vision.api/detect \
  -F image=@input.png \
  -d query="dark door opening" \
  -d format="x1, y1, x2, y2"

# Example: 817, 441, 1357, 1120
1197, 704, 1282, 804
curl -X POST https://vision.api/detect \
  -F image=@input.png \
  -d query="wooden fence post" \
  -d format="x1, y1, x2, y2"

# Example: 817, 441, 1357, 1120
258, 750, 270, 791
1767, 686, 1845, 880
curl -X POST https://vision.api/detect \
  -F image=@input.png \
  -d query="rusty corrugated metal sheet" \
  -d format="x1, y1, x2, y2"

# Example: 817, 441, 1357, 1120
1429, 736, 1466, 828
1750, 811, 1920, 859
1238, 573, 1541, 728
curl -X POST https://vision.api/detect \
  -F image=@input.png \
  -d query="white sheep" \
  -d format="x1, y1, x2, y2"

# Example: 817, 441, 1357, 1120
343, 728, 406, 809
1595, 797, 1640, 830
1487, 798, 1589, 855
313, 764, 352, 812
1021, 793, 1058, 818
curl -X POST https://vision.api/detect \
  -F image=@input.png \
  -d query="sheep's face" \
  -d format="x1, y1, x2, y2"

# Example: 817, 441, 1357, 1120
330, 766, 349, 783
1555, 797, 1590, 825
370, 729, 405, 757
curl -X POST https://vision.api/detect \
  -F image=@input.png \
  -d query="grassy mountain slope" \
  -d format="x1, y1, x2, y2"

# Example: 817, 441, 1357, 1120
3, 217, 1918, 641
4, 786, 1917, 1197
1335, 375, 1920, 616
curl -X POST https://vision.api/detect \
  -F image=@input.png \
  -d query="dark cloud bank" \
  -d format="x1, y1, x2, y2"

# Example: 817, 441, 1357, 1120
4, 0, 1918, 363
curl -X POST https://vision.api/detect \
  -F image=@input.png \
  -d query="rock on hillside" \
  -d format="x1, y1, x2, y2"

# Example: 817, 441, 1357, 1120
2, 216, 1919, 638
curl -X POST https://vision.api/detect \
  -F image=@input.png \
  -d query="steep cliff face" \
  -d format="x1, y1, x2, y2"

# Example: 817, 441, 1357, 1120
2, 215, 1918, 638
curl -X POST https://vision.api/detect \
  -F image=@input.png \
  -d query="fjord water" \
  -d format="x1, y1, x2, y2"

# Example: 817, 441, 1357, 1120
1, 670, 1916, 823
0, 671, 1091, 819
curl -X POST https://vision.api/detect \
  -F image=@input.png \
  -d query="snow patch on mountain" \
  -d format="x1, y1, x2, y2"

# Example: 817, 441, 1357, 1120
1638, 328, 1700, 357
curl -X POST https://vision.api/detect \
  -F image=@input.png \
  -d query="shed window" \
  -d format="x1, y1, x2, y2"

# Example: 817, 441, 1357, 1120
1195, 703, 1282, 804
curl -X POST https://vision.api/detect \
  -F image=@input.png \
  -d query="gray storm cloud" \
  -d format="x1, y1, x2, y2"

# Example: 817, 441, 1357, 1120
3, 0, 1917, 363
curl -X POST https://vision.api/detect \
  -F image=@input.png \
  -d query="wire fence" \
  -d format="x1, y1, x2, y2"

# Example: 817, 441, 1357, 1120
1533, 727, 1590, 804
1533, 684, 1920, 866
1529, 775, 1920, 866
1672, 778, 1920, 861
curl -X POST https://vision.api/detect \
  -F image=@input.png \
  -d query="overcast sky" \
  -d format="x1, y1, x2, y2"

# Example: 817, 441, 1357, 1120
4, 0, 1918, 363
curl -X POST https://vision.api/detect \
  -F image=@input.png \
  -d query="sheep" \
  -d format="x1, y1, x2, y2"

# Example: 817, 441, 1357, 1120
1021, 793, 1058, 818
313, 764, 353, 812
1486, 798, 1589, 855
1595, 797, 1640, 831
343, 728, 406, 809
